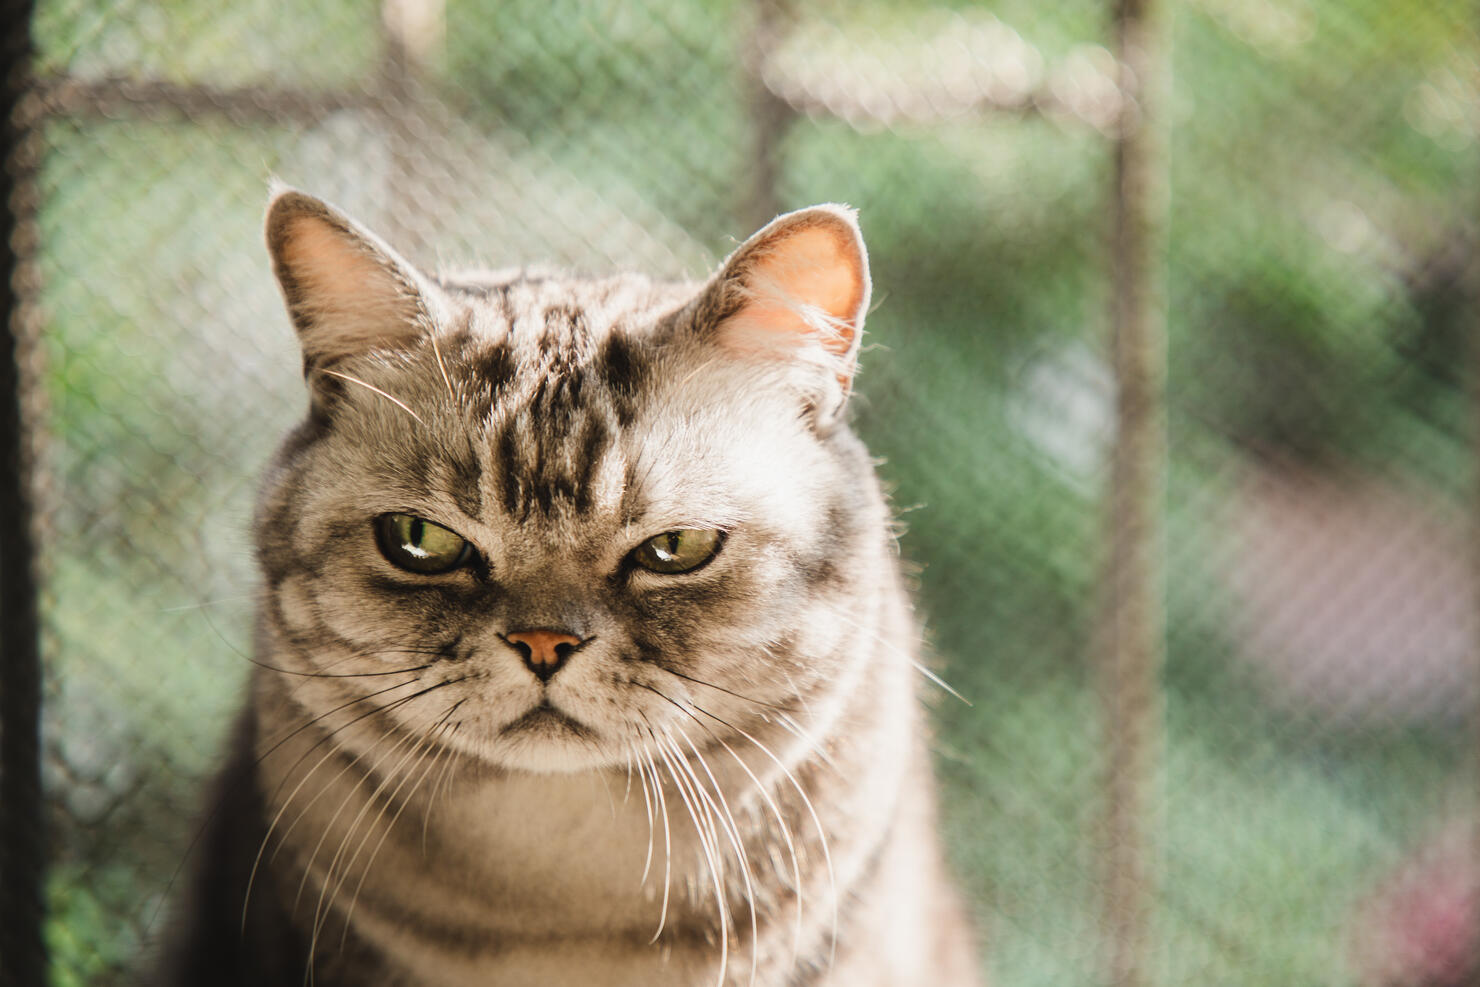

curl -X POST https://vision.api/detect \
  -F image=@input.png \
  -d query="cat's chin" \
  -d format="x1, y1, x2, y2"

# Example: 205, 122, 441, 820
484, 736, 624, 775
464, 706, 626, 774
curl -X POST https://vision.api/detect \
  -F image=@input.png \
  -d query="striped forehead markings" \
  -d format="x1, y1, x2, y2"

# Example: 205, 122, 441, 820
489, 322, 618, 520
436, 290, 660, 521
493, 407, 614, 520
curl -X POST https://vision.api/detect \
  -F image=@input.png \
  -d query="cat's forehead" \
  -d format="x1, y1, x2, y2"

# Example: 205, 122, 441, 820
439, 269, 692, 352
434, 270, 697, 435
316, 267, 813, 539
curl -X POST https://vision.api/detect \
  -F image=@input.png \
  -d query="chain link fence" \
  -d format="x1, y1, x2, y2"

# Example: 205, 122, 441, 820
5, 0, 1478, 984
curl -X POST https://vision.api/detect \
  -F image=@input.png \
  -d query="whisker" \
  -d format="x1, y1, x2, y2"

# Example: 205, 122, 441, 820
635, 680, 806, 968
593, 760, 622, 822
687, 699, 839, 971
260, 677, 436, 805
336, 701, 466, 948
816, 600, 972, 706
428, 330, 457, 400
316, 709, 447, 950
765, 677, 838, 772
631, 744, 657, 887
244, 678, 465, 929
675, 729, 761, 987
910, 659, 973, 706
420, 723, 463, 856
634, 718, 675, 943
650, 724, 730, 987
318, 369, 427, 426
246, 656, 435, 680
299, 679, 465, 966
777, 669, 823, 733
656, 665, 790, 711
643, 744, 673, 941
302, 716, 430, 972
429, 720, 465, 817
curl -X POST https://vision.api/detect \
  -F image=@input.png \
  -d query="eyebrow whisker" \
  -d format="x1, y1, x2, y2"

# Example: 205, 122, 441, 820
319, 369, 427, 427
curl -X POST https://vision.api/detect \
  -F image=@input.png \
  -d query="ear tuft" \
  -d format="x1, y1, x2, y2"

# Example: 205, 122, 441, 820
265, 188, 436, 370
710, 204, 871, 398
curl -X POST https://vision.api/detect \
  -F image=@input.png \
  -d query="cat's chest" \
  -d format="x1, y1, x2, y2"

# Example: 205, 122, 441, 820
277, 767, 743, 985
422, 770, 667, 916
295, 763, 754, 930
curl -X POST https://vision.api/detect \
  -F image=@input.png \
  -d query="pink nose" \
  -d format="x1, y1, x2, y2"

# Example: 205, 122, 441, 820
503, 629, 583, 682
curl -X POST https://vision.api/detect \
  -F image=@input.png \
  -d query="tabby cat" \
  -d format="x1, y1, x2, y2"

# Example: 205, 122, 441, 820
154, 188, 978, 986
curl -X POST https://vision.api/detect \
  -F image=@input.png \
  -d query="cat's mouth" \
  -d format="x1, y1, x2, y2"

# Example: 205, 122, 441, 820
501, 700, 593, 740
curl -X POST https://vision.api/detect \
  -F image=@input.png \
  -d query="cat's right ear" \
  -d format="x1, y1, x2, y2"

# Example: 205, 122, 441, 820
689, 204, 871, 429
265, 187, 441, 374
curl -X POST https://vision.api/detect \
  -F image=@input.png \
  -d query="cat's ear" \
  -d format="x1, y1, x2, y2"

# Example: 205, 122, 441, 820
265, 186, 441, 371
703, 204, 871, 416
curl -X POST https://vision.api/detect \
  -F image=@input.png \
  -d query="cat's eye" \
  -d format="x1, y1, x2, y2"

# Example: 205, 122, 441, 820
375, 513, 473, 574
630, 529, 724, 575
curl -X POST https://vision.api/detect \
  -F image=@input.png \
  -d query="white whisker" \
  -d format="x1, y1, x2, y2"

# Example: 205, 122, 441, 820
428, 330, 456, 400
420, 723, 460, 855
631, 744, 658, 887
244, 677, 428, 930
817, 600, 972, 706
307, 702, 440, 957
652, 726, 730, 987
692, 705, 839, 971
339, 706, 463, 945
648, 748, 674, 941
318, 369, 427, 427
294, 679, 463, 972
701, 714, 807, 968
677, 730, 760, 987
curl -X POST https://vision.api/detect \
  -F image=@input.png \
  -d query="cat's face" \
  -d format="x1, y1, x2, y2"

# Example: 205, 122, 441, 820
257, 190, 880, 773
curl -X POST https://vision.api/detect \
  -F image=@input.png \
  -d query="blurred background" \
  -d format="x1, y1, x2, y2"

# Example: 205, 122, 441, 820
8, 0, 1480, 983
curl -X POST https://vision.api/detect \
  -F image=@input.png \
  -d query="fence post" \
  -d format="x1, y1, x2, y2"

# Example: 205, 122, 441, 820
1096, 0, 1170, 983
0, 1, 46, 984
378, 0, 444, 258
742, 0, 794, 230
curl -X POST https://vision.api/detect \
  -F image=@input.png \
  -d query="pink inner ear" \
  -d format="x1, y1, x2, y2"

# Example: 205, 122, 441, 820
285, 217, 402, 315
739, 225, 866, 358
282, 216, 421, 361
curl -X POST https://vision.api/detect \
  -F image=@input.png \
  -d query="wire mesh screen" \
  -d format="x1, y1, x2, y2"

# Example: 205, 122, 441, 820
19, 0, 1480, 984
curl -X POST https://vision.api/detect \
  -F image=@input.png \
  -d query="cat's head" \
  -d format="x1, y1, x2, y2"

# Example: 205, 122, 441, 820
256, 188, 887, 773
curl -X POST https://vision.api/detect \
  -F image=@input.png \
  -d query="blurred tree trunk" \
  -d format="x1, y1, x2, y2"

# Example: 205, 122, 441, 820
742, 0, 796, 231
1096, 0, 1170, 983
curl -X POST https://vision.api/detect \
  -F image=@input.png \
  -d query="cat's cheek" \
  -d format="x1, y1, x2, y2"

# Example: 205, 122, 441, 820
273, 573, 318, 637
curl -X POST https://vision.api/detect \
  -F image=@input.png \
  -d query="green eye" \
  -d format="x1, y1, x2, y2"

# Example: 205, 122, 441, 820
630, 529, 724, 575
375, 513, 472, 574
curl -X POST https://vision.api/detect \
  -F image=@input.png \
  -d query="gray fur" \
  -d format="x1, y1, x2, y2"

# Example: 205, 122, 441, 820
156, 190, 979, 986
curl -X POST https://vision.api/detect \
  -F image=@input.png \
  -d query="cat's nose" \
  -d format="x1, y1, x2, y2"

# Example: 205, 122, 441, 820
500, 629, 585, 683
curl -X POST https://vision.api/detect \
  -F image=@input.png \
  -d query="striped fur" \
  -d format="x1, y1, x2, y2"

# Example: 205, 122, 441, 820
155, 191, 978, 986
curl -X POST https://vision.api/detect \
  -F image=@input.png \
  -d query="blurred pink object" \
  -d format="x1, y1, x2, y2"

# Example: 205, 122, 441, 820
1228, 462, 1475, 724
1351, 826, 1478, 986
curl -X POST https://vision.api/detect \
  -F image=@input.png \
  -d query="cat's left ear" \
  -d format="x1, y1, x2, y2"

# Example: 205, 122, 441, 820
703, 204, 871, 422
265, 186, 445, 373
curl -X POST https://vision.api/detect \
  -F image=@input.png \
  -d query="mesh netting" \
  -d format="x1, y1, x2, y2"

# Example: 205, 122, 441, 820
19, 0, 1480, 983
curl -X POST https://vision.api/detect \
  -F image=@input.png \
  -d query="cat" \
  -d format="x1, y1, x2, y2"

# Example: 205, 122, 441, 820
152, 187, 979, 986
